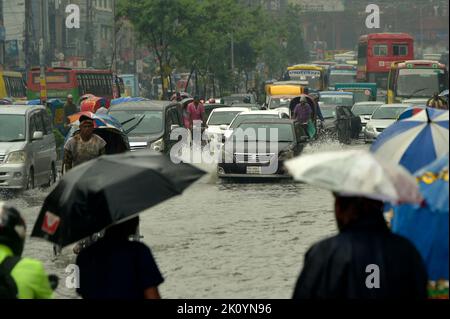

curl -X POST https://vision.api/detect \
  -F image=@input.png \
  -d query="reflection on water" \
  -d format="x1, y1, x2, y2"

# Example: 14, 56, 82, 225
1, 139, 368, 299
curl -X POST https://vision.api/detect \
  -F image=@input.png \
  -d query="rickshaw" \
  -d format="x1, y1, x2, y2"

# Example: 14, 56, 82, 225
289, 94, 319, 139
64, 112, 130, 167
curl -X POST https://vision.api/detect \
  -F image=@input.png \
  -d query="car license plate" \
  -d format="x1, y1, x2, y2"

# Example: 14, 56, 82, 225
246, 166, 262, 174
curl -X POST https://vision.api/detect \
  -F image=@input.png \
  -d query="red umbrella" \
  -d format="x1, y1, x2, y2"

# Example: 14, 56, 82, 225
80, 97, 111, 113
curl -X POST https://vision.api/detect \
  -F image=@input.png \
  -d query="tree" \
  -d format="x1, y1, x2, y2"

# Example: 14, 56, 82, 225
117, 0, 197, 98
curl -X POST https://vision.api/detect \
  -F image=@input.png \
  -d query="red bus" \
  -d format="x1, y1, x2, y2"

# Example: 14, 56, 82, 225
27, 67, 117, 103
357, 33, 414, 90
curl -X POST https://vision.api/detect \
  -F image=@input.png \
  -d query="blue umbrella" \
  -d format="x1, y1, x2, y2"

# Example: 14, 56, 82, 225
371, 108, 449, 173
439, 89, 449, 98
391, 154, 448, 298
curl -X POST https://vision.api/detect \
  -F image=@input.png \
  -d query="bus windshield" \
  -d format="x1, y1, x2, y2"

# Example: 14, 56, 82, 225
288, 70, 322, 90
396, 69, 446, 98
328, 73, 356, 87
320, 95, 353, 107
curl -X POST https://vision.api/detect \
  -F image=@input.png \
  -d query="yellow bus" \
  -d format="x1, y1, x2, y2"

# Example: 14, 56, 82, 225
0, 71, 27, 101
387, 60, 448, 104
286, 64, 326, 91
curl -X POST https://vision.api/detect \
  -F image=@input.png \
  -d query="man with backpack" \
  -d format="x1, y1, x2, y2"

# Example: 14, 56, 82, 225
0, 202, 54, 299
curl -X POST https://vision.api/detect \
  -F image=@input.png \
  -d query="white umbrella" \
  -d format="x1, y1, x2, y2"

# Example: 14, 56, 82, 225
285, 150, 423, 204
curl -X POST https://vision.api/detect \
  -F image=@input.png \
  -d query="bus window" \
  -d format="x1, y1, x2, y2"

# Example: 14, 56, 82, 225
393, 44, 408, 56
88, 74, 94, 94
77, 74, 84, 95
3, 76, 11, 97
373, 45, 388, 56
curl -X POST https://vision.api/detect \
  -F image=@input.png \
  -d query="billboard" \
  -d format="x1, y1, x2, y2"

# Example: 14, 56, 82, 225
290, 0, 344, 12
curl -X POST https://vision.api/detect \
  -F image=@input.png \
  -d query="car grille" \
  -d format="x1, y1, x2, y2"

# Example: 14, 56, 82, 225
130, 142, 148, 152
234, 153, 275, 164
376, 128, 384, 133
0, 154, 5, 163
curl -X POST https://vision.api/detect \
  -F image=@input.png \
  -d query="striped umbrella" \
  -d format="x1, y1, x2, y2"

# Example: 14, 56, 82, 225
371, 108, 449, 173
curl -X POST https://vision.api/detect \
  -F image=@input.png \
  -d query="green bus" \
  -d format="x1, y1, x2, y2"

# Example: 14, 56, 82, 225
27, 67, 118, 104
334, 83, 377, 103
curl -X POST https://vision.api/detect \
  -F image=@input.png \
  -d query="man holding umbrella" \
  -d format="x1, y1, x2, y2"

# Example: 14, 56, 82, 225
31, 151, 206, 298
286, 150, 428, 299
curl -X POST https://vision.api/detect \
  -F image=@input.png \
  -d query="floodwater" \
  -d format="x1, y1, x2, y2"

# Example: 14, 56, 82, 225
1, 139, 368, 299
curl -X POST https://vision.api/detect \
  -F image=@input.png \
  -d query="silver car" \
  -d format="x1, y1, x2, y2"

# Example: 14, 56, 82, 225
0, 105, 57, 190
364, 104, 410, 143
351, 101, 384, 132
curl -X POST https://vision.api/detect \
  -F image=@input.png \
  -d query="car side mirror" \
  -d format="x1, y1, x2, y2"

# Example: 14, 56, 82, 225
219, 125, 228, 131
32, 131, 44, 140
170, 124, 180, 131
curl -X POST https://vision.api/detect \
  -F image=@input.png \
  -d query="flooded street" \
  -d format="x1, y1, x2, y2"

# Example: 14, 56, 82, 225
2, 140, 368, 299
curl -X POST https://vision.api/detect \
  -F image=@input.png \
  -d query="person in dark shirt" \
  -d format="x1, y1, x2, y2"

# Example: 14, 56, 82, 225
292, 194, 428, 299
76, 217, 164, 299
64, 94, 78, 125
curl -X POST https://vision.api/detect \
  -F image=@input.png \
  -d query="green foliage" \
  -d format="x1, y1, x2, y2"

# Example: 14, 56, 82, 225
117, 0, 307, 97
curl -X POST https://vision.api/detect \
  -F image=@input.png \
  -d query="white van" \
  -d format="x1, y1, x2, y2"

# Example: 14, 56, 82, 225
0, 105, 57, 190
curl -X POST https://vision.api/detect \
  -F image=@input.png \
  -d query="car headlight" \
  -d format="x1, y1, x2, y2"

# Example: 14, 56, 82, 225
278, 149, 294, 161
6, 151, 26, 164
150, 138, 164, 152
365, 125, 374, 133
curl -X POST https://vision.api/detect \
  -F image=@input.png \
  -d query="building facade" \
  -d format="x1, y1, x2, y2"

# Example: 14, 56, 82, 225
0, 0, 116, 70
288, 0, 449, 58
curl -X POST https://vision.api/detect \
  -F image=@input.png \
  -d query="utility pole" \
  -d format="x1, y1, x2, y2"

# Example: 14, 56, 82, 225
112, 0, 117, 73
39, 0, 47, 104
231, 33, 235, 93
0, 0, 4, 68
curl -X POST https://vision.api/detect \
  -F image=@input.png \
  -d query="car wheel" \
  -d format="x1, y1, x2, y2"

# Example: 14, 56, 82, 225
26, 168, 35, 190
43, 163, 57, 188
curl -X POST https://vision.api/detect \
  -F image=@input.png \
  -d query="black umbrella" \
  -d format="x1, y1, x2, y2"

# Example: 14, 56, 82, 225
31, 151, 206, 247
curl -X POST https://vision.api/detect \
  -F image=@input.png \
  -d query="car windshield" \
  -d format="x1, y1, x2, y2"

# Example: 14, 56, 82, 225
320, 95, 353, 107
208, 111, 243, 125
351, 104, 381, 116
232, 123, 294, 142
321, 107, 336, 119
109, 110, 163, 135
0, 114, 26, 142
371, 107, 406, 120
229, 114, 279, 129
396, 68, 446, 98
268, 98, 291, 109
328, 73, 356, 86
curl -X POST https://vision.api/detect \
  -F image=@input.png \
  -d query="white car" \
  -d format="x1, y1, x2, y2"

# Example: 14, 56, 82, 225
205, 107, 251, 152
224, 110, 290, 139
351, 101, 384, 131
364, 104, 411, 143
401, 98, 429, 105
